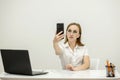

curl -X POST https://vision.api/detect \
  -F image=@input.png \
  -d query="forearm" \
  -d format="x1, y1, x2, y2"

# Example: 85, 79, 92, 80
74, 63, 90, 71
73, 56, 90, 71
53, 42, 62, 55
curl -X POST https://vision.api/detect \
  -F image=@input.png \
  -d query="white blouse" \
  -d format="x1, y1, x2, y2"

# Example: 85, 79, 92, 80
58, 42, 88, 69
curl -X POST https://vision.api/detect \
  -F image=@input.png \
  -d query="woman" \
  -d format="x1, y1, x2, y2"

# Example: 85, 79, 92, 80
53, 22, 90, 71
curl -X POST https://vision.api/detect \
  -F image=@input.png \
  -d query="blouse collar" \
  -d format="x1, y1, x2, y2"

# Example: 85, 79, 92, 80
64, 42, 80, 49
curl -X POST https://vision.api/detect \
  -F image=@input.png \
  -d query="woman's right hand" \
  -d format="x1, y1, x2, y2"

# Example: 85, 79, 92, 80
53, 31, 64, 44
53, 31, 64, 55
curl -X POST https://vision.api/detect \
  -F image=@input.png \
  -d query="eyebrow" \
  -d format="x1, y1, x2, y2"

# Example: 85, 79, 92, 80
68, 29, 78, 31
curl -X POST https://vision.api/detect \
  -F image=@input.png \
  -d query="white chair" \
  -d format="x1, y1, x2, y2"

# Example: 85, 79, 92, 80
89, 58, 100, 70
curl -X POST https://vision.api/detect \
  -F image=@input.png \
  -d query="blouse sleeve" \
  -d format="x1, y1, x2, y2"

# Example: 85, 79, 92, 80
84, 46, 89, 56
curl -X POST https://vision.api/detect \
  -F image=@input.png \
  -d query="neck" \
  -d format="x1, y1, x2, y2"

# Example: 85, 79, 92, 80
68, 41, 76, 49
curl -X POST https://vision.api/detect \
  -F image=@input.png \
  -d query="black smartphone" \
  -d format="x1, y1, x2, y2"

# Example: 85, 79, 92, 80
56, 23, 64, 34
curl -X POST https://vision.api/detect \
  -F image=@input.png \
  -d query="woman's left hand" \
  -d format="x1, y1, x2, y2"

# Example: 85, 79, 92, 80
66, 64, 78, 71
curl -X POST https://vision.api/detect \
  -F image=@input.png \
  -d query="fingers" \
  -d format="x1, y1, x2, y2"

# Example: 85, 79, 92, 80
66, 64, 74, 70
56, 34, 64, 40
53, 32, 64, 43
56, 31, 63, 36
65, 64, 77, 71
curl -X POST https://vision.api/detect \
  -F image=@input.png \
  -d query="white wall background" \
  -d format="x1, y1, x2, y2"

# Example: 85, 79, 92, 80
0, 0, 120, 73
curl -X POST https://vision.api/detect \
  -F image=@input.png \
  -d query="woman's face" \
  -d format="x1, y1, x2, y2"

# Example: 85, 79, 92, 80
66, 25, 80, 42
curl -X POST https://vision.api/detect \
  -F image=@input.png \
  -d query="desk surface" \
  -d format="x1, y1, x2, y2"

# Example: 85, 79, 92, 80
0, 69, 120, 80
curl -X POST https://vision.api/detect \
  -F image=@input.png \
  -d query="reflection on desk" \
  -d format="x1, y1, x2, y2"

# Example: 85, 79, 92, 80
0, 69, 120, 80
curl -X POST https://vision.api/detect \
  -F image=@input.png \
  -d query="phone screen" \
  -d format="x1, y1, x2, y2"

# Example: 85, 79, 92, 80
56, 23, 64, 34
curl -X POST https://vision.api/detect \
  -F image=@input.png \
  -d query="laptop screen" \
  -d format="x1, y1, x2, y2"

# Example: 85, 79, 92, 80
0, 49, 33, 75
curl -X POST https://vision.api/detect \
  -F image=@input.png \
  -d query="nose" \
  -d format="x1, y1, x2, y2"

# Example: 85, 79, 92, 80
70, 32, 73, 35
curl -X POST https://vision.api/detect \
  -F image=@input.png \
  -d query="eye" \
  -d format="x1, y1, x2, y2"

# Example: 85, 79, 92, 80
73, 30, 77, 33
68, 29, 72, 32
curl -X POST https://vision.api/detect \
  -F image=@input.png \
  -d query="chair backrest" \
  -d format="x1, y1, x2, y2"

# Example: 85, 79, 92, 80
89, 58, 100, 70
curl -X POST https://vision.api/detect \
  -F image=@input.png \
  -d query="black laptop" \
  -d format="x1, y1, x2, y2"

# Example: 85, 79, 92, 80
0, 49, 48, 76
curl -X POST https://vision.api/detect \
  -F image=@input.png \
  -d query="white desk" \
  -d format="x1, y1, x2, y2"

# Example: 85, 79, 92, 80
0, 69, 120, 80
